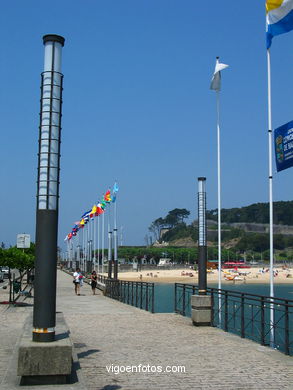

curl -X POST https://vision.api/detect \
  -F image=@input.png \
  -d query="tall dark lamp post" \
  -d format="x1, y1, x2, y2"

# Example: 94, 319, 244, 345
113, 225, 118, 280
108, 231, 112, 278
33, 34, 65, 342
191, 177, 211, 326
198, 177, 207, 295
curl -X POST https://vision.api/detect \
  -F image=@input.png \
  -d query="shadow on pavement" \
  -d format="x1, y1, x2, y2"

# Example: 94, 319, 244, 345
77, 349, 100, 359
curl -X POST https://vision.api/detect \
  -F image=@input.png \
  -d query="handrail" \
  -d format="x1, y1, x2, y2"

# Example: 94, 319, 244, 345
105, 278, 154, 313
175, 283, 293, 307
175, 283, 293, 356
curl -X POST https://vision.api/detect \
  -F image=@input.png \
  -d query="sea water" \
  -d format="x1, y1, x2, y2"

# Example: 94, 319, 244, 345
154, 283, 293, 313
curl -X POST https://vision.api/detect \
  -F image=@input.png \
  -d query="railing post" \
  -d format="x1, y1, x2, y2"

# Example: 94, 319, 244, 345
120, 280, 124, 302
224, 290, 228, 332
10, 273, 14, 303
108, 280, 110, 298
211, 289, 214, 326
9, 271, 12, 304
175, 283, 177, 313
131, 282, 134, 305
152, 283, 154, 313
119, 281, 121, 300
285, 300, 289, 355
136, 282, 138, 307
12, 273, 15, 303
146, 284, 149, 311
261, 297, 265, 346
183, 284, 186, 316
127, 281, 130, 304
241, 294, 245, 338
140, 283, 143, 309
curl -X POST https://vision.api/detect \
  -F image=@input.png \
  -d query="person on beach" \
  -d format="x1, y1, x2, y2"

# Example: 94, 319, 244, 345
73, 268, 83, 295
91, 270, 98, 295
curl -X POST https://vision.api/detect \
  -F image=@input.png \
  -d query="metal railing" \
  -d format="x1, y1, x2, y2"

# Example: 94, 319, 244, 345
175, 283, 293, 356
10, 271, 34, 303
105, 279, 155, 313
97, 274, 108, 284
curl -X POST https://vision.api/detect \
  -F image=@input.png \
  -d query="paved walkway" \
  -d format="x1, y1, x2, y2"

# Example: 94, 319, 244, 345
0, 270, 293, 389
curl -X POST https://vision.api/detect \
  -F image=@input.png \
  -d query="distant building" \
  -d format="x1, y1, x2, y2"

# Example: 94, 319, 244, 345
158, 258, 172, 266
160, 228, 170, 239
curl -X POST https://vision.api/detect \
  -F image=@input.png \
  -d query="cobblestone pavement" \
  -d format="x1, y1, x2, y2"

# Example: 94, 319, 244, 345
1, 271, 293, 390
58, 271, 293, 390
0, 290, 34, 389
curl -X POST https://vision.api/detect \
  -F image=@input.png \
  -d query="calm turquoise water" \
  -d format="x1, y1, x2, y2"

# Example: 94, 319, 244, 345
154, 283, 293, 313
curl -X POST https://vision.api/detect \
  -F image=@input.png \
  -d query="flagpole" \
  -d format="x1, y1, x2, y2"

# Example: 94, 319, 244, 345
267, 48, 275, 347
88, 222, 90, 271
102, 211, 105, 274
97, 215, 100, 274
69, 240, 72, 268
84, 226, 86, 272
75, 237, 78, 268
87, 220, 89, 272
86, 224, 88, 271
72, 236, 76, 269
211, 56, 228, 327
66, 241, 69, 268
82, 227, 85, 273
83, 225, 86, 271
81, 229, 83, 272
90, 219, 95, 272
77, 233, 80, 270
216, 86, 222, 326
89, 220, 91, 270
113, 199, 118, 280
93, 217, 96, 271
108, 203, 112, 278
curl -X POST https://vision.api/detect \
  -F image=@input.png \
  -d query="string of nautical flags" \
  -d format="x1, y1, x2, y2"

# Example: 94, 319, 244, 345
64, 183, 119, 242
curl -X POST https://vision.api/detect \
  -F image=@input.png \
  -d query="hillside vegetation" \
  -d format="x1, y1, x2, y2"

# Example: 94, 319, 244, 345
148, 202, 293, 261
206, 201, 293, 225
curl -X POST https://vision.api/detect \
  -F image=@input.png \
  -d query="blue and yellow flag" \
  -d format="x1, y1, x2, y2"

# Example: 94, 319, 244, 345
266, 0, 293, 48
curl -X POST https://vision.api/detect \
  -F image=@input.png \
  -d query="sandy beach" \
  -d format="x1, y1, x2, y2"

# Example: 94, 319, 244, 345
115, 266, 293, 284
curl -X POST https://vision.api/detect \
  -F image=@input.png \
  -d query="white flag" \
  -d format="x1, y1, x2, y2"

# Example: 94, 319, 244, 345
210, 59, 229, 91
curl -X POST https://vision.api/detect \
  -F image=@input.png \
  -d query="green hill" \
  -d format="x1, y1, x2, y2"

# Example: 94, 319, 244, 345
206, 201, 293, 226
151, 202, 293, 259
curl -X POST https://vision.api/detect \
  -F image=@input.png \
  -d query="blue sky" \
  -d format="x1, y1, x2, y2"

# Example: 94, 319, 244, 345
0, 1, 293, 250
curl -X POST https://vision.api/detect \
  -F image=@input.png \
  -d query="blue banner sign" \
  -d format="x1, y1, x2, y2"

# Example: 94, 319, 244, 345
274, 120, 293, 172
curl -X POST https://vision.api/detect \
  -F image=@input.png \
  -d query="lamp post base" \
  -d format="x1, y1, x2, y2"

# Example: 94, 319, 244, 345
191, 295, 212, 326
32, 328, 55, 342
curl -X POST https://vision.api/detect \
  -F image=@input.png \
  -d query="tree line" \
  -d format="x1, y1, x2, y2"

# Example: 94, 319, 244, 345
117, 246, 287, 263
148, 208, 190, 241
206, 201, 293, 225
0, 245, 35, 275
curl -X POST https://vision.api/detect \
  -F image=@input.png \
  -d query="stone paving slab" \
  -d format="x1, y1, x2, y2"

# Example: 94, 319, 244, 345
1, 270, 293, 390
57, 270, 293, 390
0, 281, 85, 390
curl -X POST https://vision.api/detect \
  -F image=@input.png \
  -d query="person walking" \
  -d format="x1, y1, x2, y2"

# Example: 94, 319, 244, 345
90, 270, 98, 295
73, 267, 83, 295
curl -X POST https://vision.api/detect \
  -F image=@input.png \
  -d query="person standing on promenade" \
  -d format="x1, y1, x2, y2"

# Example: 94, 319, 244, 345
90, 270, 98, 295
73, 268, 83, 295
